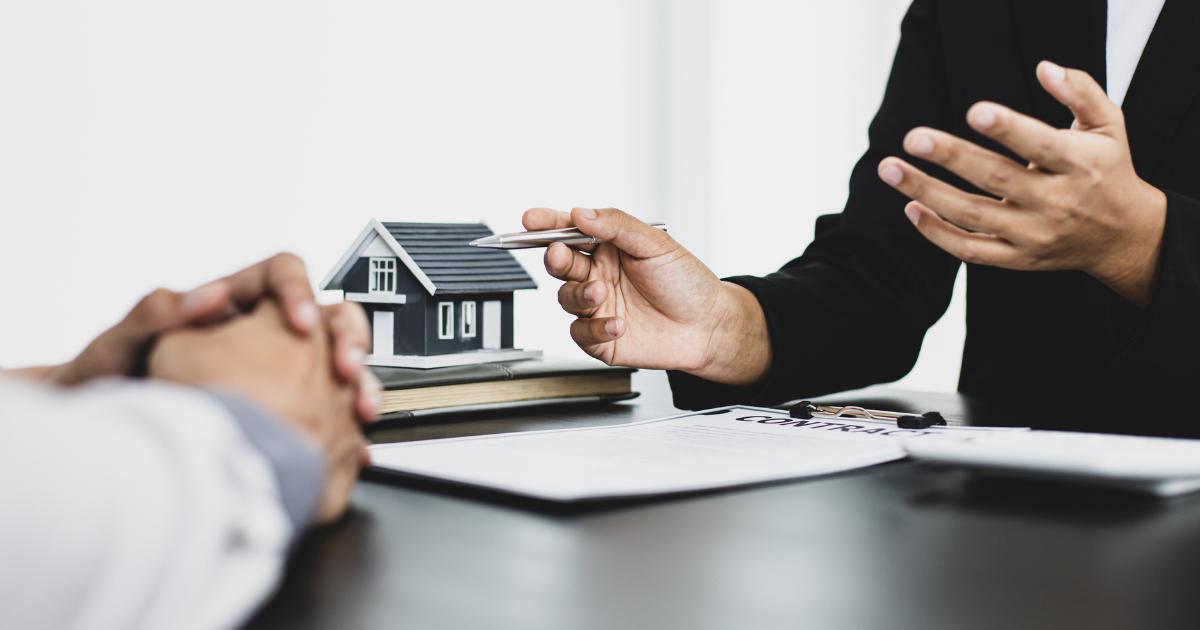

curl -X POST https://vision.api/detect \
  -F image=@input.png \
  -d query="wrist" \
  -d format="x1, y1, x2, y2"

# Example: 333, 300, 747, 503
208, 390, 323, 530
692, 282, 772, 386
1092, 181, 1167, 307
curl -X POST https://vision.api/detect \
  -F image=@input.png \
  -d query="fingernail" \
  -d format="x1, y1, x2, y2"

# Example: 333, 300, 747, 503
583, 286, 594, 305
907, 133, 934, 157
880, 164, 904, 187
578, 208, 598, 221
604, 319, 620, 337
365, 388, 382, 417
342, 344, 366, 369
970, 105, 998, 129
295, 302, 320, 331
182, 282, 224, 314
1043, 61, 1066, 83
904, 205, 922, 226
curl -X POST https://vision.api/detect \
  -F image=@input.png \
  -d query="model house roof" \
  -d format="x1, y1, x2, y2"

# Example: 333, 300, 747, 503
320, 219, 537, 296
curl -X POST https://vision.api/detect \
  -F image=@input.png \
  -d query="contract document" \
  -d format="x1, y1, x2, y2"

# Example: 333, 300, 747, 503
368, 405, 970, 502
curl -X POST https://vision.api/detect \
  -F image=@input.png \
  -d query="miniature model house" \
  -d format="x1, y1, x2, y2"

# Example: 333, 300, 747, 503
321, 220, 540, 368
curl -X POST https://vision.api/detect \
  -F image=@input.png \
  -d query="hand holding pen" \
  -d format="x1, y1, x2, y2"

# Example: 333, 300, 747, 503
511, 207, 772, 387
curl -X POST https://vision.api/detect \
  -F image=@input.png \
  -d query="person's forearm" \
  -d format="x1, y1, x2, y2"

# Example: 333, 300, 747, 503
692, 282, 773, 386
0, 379, 315, 630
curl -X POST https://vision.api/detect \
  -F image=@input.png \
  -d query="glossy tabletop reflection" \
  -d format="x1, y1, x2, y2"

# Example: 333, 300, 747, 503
247, 372, 1200, 630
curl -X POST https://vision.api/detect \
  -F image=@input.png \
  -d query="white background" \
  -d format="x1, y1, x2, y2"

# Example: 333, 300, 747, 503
0, 0, 965, 392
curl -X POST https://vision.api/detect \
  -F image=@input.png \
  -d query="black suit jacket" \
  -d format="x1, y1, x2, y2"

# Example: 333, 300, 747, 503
669, 0, 1200, 436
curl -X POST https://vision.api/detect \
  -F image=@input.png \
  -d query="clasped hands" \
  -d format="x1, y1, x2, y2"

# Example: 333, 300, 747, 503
877, 60, 1167, 306
15, 253, 379, 524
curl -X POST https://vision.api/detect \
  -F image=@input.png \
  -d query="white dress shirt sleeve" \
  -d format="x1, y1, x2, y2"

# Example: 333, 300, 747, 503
0, 377, 324, 630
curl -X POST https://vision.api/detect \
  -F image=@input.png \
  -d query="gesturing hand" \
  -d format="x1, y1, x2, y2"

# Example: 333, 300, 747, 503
45, 253, 380, 422
523, 207, 771, 386
878, 60, 1167, 306
148, 301, 369, 524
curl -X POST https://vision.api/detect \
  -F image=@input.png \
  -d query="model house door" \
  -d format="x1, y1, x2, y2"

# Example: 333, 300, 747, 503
373, 310, 394, 355
482, 300, 501, 349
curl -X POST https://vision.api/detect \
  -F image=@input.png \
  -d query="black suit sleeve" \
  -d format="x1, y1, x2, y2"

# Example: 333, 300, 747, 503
1113, 190, 1200, 393
668, 0, 962, 409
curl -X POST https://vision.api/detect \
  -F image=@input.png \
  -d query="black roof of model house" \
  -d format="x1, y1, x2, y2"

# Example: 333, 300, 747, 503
321, 219, 537, 296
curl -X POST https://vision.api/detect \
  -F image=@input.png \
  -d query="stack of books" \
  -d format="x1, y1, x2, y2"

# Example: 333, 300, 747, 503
369, 358, 637, 424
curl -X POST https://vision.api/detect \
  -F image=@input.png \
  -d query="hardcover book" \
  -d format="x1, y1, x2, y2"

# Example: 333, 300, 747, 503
369, 358, 637, 424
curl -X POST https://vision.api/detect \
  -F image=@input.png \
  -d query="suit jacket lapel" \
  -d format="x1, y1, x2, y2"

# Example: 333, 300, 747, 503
1010, 0, 1108, 129
1121, 0, 1200, 178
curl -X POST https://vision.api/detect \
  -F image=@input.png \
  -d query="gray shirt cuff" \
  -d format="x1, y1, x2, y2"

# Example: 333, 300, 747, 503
208, 392, 324, 531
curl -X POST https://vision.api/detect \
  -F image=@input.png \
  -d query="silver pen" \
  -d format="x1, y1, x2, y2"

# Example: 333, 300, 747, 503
469, 223, 668, 249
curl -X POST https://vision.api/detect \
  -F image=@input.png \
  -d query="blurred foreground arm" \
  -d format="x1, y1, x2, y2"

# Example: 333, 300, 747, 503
0, 378, 318, 630
0, 302, 369, 630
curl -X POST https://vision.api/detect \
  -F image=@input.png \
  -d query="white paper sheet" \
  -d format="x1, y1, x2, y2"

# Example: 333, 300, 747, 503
368, 405, 971, 502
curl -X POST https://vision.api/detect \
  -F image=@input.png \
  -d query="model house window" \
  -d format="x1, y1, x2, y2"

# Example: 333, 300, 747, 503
461, 301, 476, 338
438, 302, 454, 339
369, 257, 396, 294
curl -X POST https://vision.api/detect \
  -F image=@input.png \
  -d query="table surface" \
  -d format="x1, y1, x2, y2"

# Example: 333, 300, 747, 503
246, 372, 1200, 630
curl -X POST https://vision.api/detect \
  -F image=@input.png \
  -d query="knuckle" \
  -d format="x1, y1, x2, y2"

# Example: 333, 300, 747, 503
521, 208, 539, 225
607, 209, 630, 230
1021, 251, 1048, 268
955, 242, 983, 265
1029, 230, 1057, 250
983, 168, 1011, 193
1048, 188, 1079, 217
557, 283, 582, 311
273, 251, 302, 264
144, 287, 174, 304
569, 320, 591, 344
957, 205, 984, 227
1063, 201, 1086, 222
334, 301, 368, 329
991, 115, 1010, 135
270, 251, 306, 273
939, 139, 960, 163
133, 288, 176, 325
1031, 136, 1056, 164
904, 174, 924, 197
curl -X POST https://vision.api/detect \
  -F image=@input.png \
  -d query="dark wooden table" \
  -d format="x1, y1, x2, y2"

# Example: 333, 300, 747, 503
247, 372, 1200, 630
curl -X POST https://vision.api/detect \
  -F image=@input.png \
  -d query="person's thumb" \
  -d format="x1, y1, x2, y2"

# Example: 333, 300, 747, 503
569, 207, 675, 259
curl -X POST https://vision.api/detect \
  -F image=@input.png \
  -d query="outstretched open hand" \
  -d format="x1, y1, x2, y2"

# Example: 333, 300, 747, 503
878, 60, 1167, 306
